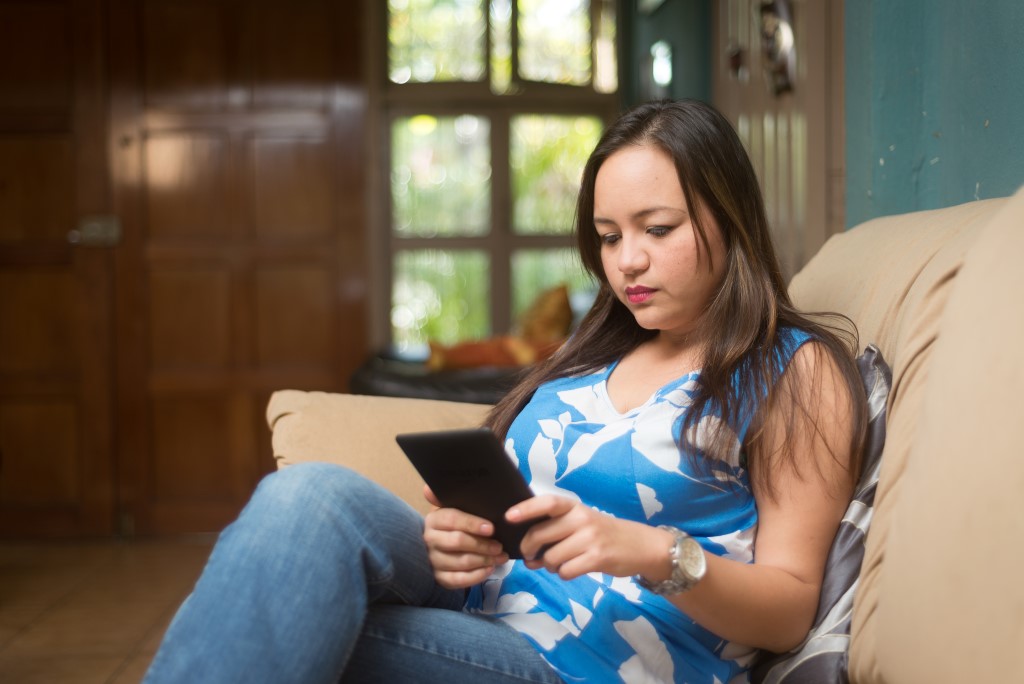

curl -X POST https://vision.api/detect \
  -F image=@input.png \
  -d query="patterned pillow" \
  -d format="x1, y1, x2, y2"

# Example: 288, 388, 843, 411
750, 344, 892, 684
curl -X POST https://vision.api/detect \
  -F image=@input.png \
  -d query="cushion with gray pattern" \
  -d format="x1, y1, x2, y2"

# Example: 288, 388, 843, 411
750, 344, 891, 684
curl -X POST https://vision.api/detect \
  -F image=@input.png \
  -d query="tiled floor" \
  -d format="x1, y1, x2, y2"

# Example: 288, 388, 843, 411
0, 538, 214, 683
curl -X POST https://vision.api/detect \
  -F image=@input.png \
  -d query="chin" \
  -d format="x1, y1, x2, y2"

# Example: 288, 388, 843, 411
630, 315, 667, 331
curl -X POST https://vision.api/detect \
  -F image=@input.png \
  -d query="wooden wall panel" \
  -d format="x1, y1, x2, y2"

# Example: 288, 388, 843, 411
143, 0, 227, 109
246, 2, 333, 108
6, 0, 119, 537
254, 266, 333, 366
0, 137, 74, 243
148, 268, 231, 368
0, 2, 72, 112
0, 400, 79, 505
144, 133, 231, 240
111, 0, 368, 534
251, 136, 333, 240
0, 271, 76, 375
145, 392, 257, 530
150, 395, 233, 501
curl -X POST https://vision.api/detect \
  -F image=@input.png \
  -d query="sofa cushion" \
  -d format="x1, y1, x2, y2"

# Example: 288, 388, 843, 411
751, 345, 891, 684
266, 391, 491, 514
874, 186, 1024, 683
788, 196, 1005, 682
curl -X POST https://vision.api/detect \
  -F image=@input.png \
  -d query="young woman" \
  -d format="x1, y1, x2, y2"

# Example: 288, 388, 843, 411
144, 100, 866, 684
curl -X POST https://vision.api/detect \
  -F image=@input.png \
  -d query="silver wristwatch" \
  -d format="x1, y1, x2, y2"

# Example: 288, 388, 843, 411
635, 525, 707, 595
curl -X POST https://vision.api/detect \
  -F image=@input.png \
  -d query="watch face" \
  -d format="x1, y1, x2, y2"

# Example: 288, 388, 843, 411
637, 526, 707, 595
678, 537, 707, 581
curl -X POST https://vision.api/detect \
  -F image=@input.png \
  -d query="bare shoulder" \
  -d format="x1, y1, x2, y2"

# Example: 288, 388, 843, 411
782, 339, 856, 419
751, 339, 860, 583
756, 338, 860, 500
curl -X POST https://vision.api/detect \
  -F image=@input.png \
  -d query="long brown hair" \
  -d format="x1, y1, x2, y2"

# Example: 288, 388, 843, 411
485, 99, 865, 496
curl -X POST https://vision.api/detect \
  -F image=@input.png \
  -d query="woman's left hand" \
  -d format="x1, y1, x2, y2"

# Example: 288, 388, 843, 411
508, 495, 671, 581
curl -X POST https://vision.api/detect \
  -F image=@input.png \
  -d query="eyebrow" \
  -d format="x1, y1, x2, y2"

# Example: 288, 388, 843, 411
593, 206, 688, 225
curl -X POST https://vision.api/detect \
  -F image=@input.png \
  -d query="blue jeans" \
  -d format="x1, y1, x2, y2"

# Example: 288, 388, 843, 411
144, 462, 562, 684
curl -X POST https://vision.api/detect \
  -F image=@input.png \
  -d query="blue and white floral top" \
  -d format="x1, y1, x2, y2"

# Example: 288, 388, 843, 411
464, 328, 812, 683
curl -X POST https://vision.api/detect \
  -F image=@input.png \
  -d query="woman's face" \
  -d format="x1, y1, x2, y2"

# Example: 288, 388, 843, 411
593, 144, 726, 342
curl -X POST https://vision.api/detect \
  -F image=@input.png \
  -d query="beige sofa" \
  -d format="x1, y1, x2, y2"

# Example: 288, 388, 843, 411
266, 187, 1024, 683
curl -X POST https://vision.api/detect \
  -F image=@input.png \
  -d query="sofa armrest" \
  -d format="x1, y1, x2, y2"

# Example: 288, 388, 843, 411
266, 390, 492, 514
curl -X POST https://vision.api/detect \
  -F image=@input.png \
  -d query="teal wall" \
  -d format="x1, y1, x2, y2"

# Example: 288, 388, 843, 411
623, 0, 711, 107
846, 1, 1024, 226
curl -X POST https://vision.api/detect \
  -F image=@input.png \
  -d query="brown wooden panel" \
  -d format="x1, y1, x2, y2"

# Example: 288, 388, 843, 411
254, 266, 333, 366
0, 2, 72, 112
0, 270, 76, 375
144, 132, 231, 240
0, 136, 74, 243
0, 400, 79, 506
251, 136, 332, 240
245, 0, 332, 108
148, 267, 231, 368
143, 0, 227, 109
0, 0, 115, 538
150, 394, 234, 503
110, 0, 367, 535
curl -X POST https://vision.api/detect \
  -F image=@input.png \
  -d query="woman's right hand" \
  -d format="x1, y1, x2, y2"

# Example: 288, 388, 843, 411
422, 485, 508, 589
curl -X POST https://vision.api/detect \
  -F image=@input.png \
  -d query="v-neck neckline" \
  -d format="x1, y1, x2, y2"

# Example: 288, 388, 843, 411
599, 360, 701, 417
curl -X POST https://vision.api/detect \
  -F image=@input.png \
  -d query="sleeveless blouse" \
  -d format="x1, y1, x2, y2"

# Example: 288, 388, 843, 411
464, 328, 812, 683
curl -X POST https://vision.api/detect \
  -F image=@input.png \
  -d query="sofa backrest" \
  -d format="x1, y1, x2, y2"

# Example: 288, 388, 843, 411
789, 188, 1022, 683
267, 390, 490, 514
873, 187, 1024, 683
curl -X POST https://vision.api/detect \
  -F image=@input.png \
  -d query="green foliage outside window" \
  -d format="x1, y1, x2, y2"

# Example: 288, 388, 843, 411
392, 250, 489, 351
391, 115, 491, 238
388, 0, 485, 83
512, 115, 602, 235
518, 0, 591, 86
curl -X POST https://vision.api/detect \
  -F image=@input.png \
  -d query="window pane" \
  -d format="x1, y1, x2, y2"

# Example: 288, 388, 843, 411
391, 115, 491, 237
511, 115, 601, 235
518, 0, 591, 86
512, 248, 594, 321
392, 250, 489, 351
388, 0, 486, 83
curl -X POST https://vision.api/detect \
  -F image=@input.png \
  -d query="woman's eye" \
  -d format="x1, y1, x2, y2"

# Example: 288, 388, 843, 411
646, 226, 671, 237
600, 233, 620, 246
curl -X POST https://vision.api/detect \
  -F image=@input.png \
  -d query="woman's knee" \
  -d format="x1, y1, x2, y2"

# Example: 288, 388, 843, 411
249, 462, 418, 531
258, 462, 360, 502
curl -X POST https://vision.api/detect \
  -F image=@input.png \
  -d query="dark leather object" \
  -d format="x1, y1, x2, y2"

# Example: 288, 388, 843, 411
349, 355, 523, 405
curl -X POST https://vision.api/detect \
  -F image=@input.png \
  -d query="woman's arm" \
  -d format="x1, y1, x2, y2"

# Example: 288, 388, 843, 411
512, 341, 857, 652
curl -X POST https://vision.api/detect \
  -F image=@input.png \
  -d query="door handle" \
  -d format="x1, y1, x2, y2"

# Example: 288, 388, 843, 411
68, 215, 122, 247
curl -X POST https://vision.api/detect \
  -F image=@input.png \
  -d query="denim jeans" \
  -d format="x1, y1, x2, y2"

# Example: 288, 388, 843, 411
143, 462, 562, 684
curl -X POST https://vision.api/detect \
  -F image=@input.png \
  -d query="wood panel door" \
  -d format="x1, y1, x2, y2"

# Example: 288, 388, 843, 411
0, 0, 115, 536
110, 0, 368, 535
712, 0, 845, 280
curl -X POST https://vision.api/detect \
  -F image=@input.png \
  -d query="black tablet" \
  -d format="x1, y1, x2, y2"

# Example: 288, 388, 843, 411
395, 427, 540, 558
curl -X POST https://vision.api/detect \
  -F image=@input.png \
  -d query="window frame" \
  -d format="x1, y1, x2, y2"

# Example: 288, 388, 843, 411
365, 0, 623, 351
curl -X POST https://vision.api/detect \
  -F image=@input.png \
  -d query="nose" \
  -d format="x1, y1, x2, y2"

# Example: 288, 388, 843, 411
617, 235, 649, 274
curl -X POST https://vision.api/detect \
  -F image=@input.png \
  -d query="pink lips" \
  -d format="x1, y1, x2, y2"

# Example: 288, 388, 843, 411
625, 286, 656, 304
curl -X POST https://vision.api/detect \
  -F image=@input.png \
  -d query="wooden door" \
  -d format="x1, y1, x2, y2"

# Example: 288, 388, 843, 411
0, 0, 115, 536
712, 0, 845, 280
109, 0, 369, 535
